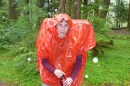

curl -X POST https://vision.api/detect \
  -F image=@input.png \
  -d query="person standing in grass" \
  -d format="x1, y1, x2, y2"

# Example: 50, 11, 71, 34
36, 14, 96, 86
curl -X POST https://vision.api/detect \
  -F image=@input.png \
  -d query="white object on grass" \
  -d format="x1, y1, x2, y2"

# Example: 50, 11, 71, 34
93, 57, 98, 63
85, 74, 88, 79
28, 58, 31, 62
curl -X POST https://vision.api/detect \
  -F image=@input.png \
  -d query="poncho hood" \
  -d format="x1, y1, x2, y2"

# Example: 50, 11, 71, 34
54, 14, 72, 28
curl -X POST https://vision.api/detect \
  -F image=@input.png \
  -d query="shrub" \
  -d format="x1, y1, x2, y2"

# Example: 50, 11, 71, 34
87, 16, 110, 32
14, 47, 38, 77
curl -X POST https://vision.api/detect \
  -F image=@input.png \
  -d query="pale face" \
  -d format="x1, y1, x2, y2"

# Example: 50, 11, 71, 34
56, 20, 69, 38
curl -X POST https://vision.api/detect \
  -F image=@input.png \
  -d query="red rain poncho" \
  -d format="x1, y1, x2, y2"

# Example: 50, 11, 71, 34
36, 14, 96, 86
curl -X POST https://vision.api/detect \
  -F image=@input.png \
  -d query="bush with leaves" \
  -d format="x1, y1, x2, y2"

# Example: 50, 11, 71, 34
0, 0, 47, 48
14, 46, 38, 77
87, 16, 110, 32
81, 1, 112, 32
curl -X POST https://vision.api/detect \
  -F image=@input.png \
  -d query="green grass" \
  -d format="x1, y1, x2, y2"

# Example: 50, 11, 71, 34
0, 48, 41, 86
82, 33, 130, 86
0, 48, 18, 85
0, 31, 130, 86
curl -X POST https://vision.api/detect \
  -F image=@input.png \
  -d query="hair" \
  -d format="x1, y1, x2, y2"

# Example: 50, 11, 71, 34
60, 19, 68, 23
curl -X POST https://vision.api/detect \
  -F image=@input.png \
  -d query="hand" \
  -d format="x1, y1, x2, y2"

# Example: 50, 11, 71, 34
63, 77, 73, 86
54, 69, 65, 78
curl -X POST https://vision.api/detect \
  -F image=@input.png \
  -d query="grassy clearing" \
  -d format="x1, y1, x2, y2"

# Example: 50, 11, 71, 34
0, 48, 18, 85
82, 31, 130, 86
0, 48, 41, 86
0, 30, 130, 86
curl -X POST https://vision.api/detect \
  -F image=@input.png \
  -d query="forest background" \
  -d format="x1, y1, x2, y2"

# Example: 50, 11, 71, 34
0, 0, 130, 86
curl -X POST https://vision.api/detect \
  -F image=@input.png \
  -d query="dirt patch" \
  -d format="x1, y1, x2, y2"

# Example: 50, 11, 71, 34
106, 29, 130, 36
104, 83, 114, 86
113, 29, 130, 35
0, 82, 8, 86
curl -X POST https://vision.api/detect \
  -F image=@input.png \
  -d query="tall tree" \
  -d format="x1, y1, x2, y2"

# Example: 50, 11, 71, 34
26, 0, 30, 15
58, 0, 81, 19
84, 0, 88, 5
114, 0, 128, 28
37, 0, 44, 8
8, 0, 18, 20
58, 0, 66, 13
100, 0, 111, 18
64, 0, 70, 14
115, 0, 121, 28
0, 0, 2, 7
128, 0, 130, 30
70, 0, 76, 18
94, 0, 100, 17
75, 0, 81, 19
36, 0, 46, 27
83, 0, 89, 16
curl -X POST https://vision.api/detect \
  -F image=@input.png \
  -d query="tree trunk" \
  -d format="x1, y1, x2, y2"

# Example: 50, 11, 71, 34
58, 0, 81, 19
58, 0, 66, 13
0, 0, 2, 7
128, 0, 130, 30
100, 0, 110, 19
65, 0, 71, 15
115, 0, 121, 28
70, 0, 76, 18
26, 0, 30, 4
94, 0, 100, 16
26, 0, 30, 15
37, 0, 44, 8
8, 0, 18, 20
75, 0, 81, 19
84, 0, 88, 5
83, 0, 89, 18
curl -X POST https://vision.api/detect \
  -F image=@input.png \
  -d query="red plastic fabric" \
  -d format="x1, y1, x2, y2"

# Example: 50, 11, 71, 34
36, 14, 96, 86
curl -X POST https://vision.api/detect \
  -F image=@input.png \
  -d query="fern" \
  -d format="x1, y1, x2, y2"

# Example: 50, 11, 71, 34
14, 47, 37, 77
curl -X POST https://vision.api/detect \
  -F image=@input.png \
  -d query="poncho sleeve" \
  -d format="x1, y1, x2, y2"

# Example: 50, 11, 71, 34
81, 22, 96, 51
36, 19, 52, 70
78, 21, 96, 54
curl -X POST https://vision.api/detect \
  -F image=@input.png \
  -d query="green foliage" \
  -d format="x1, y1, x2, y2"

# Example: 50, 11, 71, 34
119, 1, 128, 23
0, 1, 45, 84
0, 19, 28, 46
88, 16, 110, 32
0, 0, 8, 20
0, 26, 6, 48
16, 0, 48, 27
113, 0, 128, 23
81, 2, 111, 32
0, 1, 10, 47
0, 48, 40, 86
112, 0, 129, 27
91, 39, 114, 57
14, 46, 37, 76
0, 0, 47, 48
